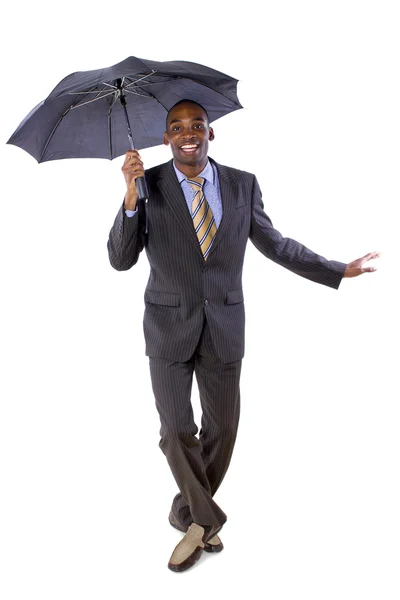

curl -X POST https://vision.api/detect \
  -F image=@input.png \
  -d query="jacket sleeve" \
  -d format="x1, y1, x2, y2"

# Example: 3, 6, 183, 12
249, 175, 347, 289
107, 200, 146, 271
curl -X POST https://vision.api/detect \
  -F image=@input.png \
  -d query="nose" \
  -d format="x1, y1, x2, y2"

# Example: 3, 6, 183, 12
181, 127, 195, 138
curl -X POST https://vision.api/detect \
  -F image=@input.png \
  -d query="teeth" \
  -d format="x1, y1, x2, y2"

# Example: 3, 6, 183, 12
181, 145, 197, 149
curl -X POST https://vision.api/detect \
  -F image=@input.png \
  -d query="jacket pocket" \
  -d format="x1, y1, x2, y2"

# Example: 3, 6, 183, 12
225, 289, 244, 304
144, 290, 180, 307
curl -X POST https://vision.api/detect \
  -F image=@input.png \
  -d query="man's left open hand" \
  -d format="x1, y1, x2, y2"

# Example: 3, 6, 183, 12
344, 251, 381, 278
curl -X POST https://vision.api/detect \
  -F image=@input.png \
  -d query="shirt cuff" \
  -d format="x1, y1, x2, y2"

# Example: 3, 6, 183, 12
125, 209, 138, 217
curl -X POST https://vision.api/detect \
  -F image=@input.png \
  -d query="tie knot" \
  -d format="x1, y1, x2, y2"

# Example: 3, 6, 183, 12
186, 176, 205, 191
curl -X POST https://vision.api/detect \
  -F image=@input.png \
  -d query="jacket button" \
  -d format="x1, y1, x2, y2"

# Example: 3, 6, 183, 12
204, 299, 209, 306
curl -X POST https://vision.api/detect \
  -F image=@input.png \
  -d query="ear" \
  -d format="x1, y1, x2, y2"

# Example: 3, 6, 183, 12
209, 127, 215, 142
163, 131, 170, 146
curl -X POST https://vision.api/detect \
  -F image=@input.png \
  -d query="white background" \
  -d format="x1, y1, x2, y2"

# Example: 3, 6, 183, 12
1, 1, 399, 598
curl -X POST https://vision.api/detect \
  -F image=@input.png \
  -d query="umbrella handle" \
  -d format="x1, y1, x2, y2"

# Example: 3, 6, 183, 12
136, 176, 149, 201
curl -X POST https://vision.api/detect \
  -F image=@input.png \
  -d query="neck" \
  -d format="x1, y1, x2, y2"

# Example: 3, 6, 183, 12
174, 158, 208, 179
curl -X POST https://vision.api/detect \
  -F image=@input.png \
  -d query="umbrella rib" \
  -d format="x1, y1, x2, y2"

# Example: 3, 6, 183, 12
68, 89, 116, 94
102, 82, 118, 89
39, 108, 71, 162
123, 88, 153, 98
108, 107, 113, 160
124, 78, 173, 89
133, 87, 169, 111
69, 90, 117, 109
122, 71, 156, 88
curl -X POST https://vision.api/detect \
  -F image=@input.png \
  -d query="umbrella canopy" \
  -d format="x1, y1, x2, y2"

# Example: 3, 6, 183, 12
7, 56, 242, 163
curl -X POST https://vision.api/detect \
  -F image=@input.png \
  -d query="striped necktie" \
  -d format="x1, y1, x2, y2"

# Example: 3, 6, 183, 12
186, 177, 217, 260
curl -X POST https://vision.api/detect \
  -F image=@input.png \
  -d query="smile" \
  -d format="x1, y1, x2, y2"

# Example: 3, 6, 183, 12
180, 144, 199, 153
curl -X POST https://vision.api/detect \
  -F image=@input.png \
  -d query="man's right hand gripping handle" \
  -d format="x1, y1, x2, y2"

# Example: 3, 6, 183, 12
122, 150, 145, 211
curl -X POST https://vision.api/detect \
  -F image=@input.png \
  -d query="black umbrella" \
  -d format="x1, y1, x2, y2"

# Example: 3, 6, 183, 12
7, 56, 243, 200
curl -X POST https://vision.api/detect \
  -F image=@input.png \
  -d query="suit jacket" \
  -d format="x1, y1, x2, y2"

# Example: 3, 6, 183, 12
107, 157, 346, 363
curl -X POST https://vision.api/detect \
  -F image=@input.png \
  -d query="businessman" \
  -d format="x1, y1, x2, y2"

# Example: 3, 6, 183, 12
107, 99, 379, 572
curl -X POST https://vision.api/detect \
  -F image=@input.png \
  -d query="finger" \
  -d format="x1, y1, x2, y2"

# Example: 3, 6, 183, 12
122, 163, 143, 173
368, 251, 381, 260
128, 170, 145, 182
123, 150, 142, 165
362, 266, 378, 273
361, 251, 380, 263
124, 149, 140, 159
122, 160, 144, 173
122, 158, 143, 169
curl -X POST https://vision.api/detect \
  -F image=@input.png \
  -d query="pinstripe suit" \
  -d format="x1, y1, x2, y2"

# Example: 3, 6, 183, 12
107, 157, 347, 529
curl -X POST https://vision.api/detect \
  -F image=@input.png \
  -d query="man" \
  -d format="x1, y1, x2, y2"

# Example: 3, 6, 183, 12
107, 100, 379, 573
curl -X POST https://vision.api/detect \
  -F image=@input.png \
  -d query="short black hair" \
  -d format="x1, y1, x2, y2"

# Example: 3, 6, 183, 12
166, 100, 210, 128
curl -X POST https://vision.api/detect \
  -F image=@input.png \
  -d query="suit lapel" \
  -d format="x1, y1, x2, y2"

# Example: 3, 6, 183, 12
205, 159, 238, 261
158, 160, 203, 256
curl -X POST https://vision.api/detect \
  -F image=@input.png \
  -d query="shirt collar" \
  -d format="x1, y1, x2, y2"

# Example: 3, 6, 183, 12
173, 160, 214, 186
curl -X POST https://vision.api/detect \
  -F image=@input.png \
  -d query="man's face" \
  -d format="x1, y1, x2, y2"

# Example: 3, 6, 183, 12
163, 102, 214, 171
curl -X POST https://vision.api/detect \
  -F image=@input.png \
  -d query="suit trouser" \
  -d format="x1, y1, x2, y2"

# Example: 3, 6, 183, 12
149, 320, 242, 530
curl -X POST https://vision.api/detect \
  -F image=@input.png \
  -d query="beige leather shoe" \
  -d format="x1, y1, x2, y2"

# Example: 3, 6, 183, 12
168, 511, 224, 553
168, 523, 207, 572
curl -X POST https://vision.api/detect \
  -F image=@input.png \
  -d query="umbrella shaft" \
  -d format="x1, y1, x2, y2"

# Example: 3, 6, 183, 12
119, 91, 148, 202
121, 101, 135, 151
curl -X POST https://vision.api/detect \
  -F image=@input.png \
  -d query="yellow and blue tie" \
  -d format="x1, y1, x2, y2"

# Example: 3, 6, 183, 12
186, 177, 217, 260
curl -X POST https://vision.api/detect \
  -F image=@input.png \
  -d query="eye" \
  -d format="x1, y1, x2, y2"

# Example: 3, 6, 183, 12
194, 124, 204, 129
